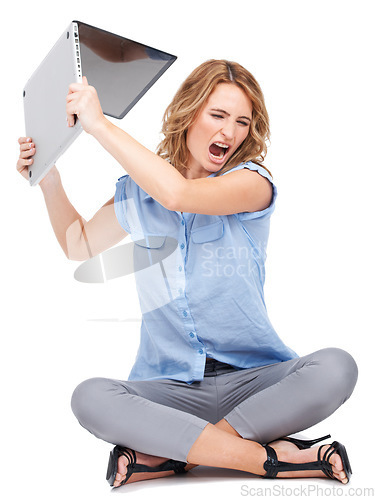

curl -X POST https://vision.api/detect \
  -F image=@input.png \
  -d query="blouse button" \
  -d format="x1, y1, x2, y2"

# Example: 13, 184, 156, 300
180, 243, 185, 250
189, 332, 195, 338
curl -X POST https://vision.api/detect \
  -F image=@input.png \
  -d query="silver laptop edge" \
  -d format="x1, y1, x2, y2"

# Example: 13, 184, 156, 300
23, 22, 82, 186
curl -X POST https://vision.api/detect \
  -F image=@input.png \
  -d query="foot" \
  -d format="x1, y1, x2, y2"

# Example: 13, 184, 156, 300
267, 439, 348, 484
113, 449, 195, 487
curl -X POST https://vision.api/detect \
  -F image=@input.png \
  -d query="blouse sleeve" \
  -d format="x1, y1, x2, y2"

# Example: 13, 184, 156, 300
114, 174, 132, 234
226, 161, 278, 222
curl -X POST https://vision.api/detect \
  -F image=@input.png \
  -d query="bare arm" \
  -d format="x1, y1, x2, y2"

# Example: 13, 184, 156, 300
66, 79, 273, 215
17, 137, 128, 261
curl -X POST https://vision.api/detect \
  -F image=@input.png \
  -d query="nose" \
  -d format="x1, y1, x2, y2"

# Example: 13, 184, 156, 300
220, 120, 235, 141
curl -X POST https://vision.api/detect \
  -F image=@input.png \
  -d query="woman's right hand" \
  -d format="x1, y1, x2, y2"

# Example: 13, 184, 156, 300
16, 137, 59, 187
16, 137, 35, 181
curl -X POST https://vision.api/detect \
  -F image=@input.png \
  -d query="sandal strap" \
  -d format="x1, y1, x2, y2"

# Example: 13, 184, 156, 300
263, 445, 279, 478
275, 434, 331, 450
263, 443, 335, 479
116, 448, 187, 486
117, 447, 136, 467
167, 459, 188, 474
117, 448, 137, 485
128, 458, 187, 474
318, 443, 337, 479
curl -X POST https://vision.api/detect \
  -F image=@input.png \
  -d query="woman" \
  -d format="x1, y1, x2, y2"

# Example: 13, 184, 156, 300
17, 60, 358, 487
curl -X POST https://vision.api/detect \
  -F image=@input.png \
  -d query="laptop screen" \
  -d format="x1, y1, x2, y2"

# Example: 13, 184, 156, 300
76, 21, 177, 119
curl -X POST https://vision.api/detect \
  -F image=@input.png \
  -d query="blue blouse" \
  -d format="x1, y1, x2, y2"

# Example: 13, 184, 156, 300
114, 161, 298, 383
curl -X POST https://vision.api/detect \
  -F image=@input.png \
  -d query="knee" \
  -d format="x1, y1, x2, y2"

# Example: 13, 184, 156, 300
314, 347, 358, 403
71, 377, 120, 424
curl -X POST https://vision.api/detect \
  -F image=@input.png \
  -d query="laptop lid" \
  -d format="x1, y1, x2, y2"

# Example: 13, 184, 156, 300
75, 20, 177, 119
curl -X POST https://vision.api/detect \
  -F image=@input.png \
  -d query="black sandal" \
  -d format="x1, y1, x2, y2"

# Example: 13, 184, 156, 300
106, 445, 188, 487
262, 440, 352, 482
268, 433, 331, 450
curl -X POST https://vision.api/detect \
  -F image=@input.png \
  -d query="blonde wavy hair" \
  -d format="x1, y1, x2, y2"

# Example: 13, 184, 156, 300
156, 59, 272, 178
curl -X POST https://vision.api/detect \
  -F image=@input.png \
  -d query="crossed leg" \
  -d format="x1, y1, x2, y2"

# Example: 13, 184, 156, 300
113, 419, 348, 486
112, 348, 358, 486
71, 348, 358, 487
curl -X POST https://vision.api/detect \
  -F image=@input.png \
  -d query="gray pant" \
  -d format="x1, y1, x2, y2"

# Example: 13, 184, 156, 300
71, 347, 358, 463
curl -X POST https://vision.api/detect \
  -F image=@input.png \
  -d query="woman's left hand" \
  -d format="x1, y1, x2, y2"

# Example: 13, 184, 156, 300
66, 76, 107, 136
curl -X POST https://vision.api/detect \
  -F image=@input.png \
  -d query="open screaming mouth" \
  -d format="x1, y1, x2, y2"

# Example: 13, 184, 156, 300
209, 141, 230, 159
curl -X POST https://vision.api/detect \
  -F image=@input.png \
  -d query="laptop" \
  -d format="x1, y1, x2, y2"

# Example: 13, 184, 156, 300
23, 20, 177, 186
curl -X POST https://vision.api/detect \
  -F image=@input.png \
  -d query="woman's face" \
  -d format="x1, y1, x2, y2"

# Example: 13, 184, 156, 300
185, 83, 252, 178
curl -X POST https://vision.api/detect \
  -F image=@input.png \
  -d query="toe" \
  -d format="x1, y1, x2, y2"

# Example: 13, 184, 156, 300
117, 455, 129, 475
329, 449, 348, 483
112, 454, 129, 487
331, 454, 344, 472
332, 466, 347, 484
113, 472, 124, 487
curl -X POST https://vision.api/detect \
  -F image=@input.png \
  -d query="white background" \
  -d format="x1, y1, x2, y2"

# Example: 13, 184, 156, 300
2, 0, 374, 498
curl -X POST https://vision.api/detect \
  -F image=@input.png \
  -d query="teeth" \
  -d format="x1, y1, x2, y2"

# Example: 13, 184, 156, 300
213, 142, 229, 148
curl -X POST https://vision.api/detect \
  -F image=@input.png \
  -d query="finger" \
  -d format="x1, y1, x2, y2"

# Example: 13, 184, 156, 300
66, 103, 78, 127
20, 142, 35, 152
66, 93, 74, 103
82, 75, 88, 86
18, 137, 32, 145
20, 148, 35, 159
18, 157, 33, 167
17, 157, 33, 170
68, 82, 86, 94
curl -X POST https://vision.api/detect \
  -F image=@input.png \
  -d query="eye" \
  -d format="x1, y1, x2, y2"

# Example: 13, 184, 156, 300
211, 114, 224, 119
237, 120, 250, 126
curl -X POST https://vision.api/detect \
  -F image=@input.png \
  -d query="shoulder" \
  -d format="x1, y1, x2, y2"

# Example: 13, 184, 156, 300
222, 161, 274, 184
220, 162, 274, 213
